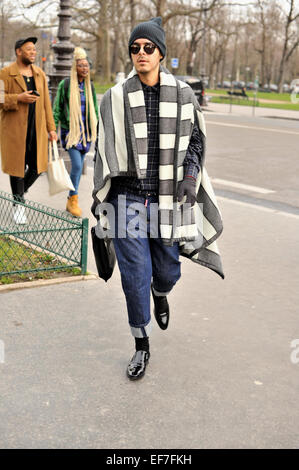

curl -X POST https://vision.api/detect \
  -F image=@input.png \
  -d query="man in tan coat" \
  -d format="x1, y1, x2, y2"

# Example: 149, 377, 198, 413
0, 37, 57, 223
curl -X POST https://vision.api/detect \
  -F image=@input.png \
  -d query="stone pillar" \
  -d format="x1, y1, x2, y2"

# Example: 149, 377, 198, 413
48, 0, 74, 104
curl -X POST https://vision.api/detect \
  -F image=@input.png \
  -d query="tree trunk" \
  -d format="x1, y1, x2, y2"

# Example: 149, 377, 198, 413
277, 23, 289, 92
156, 0, 167, 18
96, 0, 111, 82
277, 0, 296, 93
111, 26, 120, 75
260, 29, 266, 85
231, 34, 238, 82
220, 47, 227, 85
277, 55, 286, 93
258, 0, 267, 86
95, 32, 102, 79
130, 0, 136, 29
186, 36, 197, 75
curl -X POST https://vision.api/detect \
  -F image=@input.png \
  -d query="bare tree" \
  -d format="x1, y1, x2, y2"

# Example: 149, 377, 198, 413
11, 0, 299, 87
277, 0, 299, 92
186, 14, 204, 76
205, 4, 238, 86
254, 0, 268, 85
155, 0, 220, 24
0, 0, 47, 68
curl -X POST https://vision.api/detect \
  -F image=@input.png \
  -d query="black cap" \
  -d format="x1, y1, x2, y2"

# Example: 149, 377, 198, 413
15, 37, 38, 51
128, 17, 166, 59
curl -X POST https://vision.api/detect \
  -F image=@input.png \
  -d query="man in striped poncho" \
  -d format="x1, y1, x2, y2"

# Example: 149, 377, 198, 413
93, 17, 224, 380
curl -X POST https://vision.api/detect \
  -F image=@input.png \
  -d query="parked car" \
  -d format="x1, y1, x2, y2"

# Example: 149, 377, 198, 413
259, 84, 271, 92
246, 81, 257, 90
232, 80, 246, 89
261, 83, 278, 92
175, 75, 207, 106
222, 81, 232, 89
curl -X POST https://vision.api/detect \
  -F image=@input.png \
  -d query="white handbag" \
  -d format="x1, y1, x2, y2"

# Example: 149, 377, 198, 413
47, 140, 75, 195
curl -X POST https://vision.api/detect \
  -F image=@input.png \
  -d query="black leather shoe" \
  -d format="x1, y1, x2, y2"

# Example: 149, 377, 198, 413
127, 350, 150, 380
151, 284, 169, 330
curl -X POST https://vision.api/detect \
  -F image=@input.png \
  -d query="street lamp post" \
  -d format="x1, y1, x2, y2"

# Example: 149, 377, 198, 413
48, 0, 74, 104
245, 66, 250, 87
48, 0, 75, 173
200, 0, 207, 80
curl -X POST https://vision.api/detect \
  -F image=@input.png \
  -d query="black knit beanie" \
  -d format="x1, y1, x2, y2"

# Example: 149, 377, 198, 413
128, 17, 166, 59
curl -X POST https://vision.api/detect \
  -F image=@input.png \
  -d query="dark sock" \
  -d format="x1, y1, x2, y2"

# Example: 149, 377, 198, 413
135, 337, 150, 353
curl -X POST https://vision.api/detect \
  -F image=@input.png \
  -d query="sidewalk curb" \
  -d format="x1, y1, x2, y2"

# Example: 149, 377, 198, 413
0, 272, 99, 294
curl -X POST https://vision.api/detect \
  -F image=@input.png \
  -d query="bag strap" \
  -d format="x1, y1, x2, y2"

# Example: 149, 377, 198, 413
48, 141, 53, 163
48, 141, 60, 162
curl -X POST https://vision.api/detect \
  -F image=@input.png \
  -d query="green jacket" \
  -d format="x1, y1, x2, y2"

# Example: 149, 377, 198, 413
53, 78, 99, 130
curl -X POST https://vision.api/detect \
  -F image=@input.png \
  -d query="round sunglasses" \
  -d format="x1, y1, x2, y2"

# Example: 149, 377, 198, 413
129, 43, 157, 55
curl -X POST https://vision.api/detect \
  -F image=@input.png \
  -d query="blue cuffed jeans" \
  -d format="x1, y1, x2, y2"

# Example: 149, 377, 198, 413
108, 190, 181, 338
68, 147, 86, 196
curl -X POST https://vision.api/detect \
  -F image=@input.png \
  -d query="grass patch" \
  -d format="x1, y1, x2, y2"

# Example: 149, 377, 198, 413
254, 101, 299, 111
93, 83, 298, 109
0, 236, 82, 285
93, 82, 114, 94
246, 91, 292, 102
209, 94, 299, 111
206, 89, 293, 102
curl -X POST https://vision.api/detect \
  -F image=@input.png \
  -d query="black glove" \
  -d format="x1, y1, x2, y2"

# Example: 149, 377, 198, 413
177, 177, 197, 206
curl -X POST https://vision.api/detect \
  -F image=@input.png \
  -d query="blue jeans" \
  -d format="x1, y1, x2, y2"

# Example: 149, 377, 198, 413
108, 191, 181, 338
68, 147, 85, 196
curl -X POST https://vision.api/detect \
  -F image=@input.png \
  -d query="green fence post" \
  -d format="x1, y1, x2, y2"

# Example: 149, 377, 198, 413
81, 218, 89, 275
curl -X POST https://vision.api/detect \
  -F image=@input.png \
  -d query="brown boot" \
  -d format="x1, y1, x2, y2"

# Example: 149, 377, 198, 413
66, 195, 82, 217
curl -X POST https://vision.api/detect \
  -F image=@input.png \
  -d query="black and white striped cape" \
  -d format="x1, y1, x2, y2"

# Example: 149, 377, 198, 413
93, 66, 224, 279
